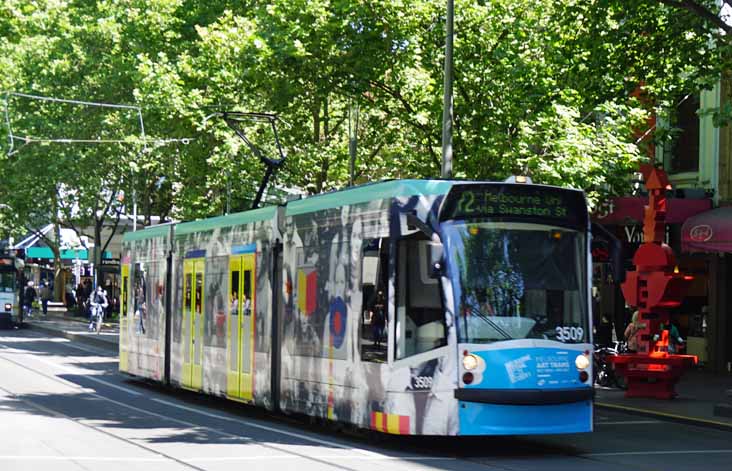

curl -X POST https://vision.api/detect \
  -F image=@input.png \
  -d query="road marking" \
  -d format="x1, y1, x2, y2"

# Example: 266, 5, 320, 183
595, 420, 662, 425
151, 397, 384, 457
1, 333, 427, 464
3, 335, 383, 459
0, 456, 167, 462
585, 449, 732, 457
185, 455, 456, 462
6, 347, 141, 397
596, 402, 732, 429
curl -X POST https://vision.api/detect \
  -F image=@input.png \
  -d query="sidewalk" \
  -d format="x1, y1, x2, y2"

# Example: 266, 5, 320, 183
25, 307, 119, 351
595, 367, 732, 430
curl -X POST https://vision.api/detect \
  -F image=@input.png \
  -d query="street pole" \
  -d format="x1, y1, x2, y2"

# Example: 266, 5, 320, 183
441, 0, 454, 179
349, 100, 359, 186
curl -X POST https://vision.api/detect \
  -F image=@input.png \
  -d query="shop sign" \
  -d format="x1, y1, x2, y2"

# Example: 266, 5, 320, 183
624, 225, 670, 245
688, 224, 713, 242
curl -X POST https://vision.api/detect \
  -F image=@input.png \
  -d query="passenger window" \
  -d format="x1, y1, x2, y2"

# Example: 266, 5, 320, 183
395, 237, 446, 360
359, 238, 388, 363
121, 274, 128, 317
133, 263, 148, 336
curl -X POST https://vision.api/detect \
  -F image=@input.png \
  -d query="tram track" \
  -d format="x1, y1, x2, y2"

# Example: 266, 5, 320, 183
0, 334, 415, 471
7, 330, 679, 471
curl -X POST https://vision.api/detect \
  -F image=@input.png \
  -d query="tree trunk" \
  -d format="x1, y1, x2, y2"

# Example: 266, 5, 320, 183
52, 221, 63, 302
94, 218, 103, 289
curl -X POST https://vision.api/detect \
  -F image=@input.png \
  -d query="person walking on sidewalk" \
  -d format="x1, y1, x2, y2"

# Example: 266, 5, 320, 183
40, 281, 51, 316
23, 281, 37, 319
624, 310, 645, 353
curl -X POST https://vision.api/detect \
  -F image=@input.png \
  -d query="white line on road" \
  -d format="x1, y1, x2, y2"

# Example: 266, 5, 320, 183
1, 346, 141, 396
2, 336, 387, 460
184, 455, 456, 462
585, 449, 732, 457
150, 397, 385, 457
0, 456, 167, 462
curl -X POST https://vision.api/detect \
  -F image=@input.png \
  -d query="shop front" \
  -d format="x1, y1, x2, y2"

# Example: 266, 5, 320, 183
681, 206, 732, 373
24, 247, 113, 306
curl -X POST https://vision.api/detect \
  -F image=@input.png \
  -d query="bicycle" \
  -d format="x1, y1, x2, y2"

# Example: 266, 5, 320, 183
88, 302, 105, 334
594, 340, 628, 390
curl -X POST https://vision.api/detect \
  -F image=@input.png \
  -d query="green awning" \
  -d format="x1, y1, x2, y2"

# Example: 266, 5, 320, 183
26, 247, 112, 260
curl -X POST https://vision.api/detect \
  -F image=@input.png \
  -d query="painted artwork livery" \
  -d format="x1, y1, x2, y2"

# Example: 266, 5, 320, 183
120, 179, 594, 436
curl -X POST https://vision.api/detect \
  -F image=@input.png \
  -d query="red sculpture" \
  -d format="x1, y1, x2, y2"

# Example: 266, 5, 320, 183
610, 164, 697, 399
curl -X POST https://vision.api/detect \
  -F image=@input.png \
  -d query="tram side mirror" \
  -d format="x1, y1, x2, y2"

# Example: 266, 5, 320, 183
429, 242, 445, 279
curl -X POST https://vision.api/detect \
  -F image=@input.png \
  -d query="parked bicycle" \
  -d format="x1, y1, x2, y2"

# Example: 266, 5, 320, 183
594, 341, 628, 389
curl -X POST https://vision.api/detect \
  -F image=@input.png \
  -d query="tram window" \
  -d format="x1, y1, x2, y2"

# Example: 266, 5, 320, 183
184, 273, 192, 313
205, 257, 227, 346
243, 270, 252, 316
230, 270, 240, 314
121, 275, 128, 317
359, 238, 388, 363
195, 273, 203, 316
133, 264, 148, 336
395, 238, 446, 360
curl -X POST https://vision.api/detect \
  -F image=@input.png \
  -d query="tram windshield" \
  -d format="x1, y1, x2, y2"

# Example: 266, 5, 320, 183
0, 270, 16, 293
443, 221, 588, 344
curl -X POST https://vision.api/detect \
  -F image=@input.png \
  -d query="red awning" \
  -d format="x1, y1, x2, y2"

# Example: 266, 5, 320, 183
593, 197, 712, 225
681, 206, 732, 253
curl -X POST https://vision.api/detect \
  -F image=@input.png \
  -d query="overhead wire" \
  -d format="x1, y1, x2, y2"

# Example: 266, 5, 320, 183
2, 91, 194, 155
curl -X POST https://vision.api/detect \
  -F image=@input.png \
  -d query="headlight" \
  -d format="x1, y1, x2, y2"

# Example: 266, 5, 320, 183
575, 353, 590, 370
462, 353, 479, 371
4, 303, 10, 312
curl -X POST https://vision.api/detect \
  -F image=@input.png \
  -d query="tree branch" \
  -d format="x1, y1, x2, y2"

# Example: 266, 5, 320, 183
656, 0, 732, 35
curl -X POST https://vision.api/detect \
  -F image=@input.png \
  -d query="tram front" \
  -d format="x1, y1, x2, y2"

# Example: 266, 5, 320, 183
439, 182, 593, 435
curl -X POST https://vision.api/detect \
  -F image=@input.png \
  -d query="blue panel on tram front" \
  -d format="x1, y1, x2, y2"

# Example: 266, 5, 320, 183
458, 400, 592, 435
468, 347, 585, 390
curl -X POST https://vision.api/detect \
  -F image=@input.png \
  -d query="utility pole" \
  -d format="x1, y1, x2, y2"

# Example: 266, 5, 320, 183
349, 100, 359, 186
441, 0, 454, 179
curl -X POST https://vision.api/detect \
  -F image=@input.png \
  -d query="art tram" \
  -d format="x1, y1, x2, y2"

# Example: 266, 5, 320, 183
120, 179, 595, 435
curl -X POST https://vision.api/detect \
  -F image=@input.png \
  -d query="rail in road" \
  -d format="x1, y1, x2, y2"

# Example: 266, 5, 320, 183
1, 328, 732, 471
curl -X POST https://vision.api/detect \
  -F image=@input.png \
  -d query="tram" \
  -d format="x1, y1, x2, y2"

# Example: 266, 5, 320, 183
0, 254, 21, 328
120, 179, 595, 435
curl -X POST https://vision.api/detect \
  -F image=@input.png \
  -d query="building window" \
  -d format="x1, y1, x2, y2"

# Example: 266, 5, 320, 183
664, 93, 700, 174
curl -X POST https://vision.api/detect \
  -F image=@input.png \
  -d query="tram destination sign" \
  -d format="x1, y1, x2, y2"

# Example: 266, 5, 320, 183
439, 183, 587, 228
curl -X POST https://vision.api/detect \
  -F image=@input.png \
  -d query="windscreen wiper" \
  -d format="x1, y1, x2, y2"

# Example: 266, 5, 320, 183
468, 306, 512, 340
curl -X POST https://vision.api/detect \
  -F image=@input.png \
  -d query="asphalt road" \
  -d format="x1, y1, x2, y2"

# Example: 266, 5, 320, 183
0, 328, 731, 471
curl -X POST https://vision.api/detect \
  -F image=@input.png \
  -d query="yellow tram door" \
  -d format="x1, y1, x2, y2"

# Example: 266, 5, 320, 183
226, 252, 256, 402
183, 258, 205, 390
119, 264, 129, 372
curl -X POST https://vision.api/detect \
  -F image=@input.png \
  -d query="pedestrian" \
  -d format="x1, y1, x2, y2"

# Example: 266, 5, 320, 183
656, 320, 685, 354
595, 314, 614, 347
371, 290, 386, 348
40, 281, 51, 316
65, 280, 76, 308
242, 293, 251, 316
23, 280, 37, 319
88, 286, 109, 332
624, 310, 645, 353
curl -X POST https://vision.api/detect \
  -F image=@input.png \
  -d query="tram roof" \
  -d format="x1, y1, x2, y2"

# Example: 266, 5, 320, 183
175, 205, 278, 236
122, 223, 173, 242
285, 179, 454, 216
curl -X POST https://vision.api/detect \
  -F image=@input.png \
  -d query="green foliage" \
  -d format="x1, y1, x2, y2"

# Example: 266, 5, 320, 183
1, 0, 729, 240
